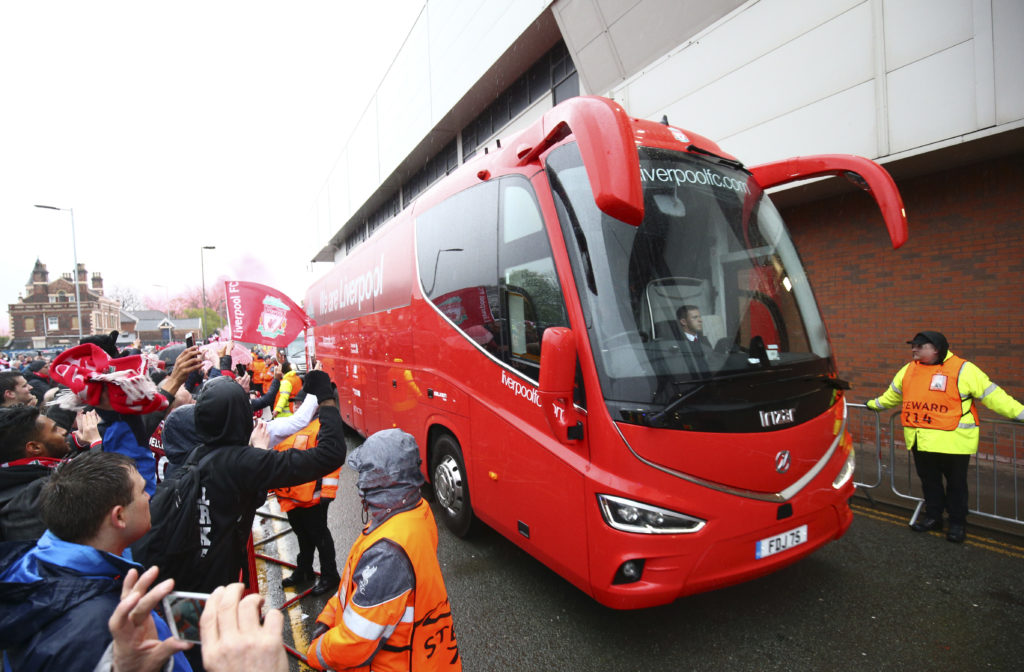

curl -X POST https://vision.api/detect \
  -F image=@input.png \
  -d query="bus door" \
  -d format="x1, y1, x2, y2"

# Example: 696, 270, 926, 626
487, 176, 589, 575
415, 175, 589, 577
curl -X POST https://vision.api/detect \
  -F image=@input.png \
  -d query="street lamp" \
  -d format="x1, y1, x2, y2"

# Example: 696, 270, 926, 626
200, 246, 215, 341
34, 204, 83, 340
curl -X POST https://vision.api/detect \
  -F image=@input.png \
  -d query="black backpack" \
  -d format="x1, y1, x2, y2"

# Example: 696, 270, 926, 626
131, 445, 217, 587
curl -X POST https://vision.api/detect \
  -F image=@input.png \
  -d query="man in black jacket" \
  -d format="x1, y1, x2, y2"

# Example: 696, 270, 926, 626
177, 369, 344, 593
23, 359, 55, 405
0, 405, 70, 541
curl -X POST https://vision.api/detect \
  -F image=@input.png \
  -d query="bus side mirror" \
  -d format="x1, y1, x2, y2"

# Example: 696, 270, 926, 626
749, 154, 908, 249
539, 327, 583, 443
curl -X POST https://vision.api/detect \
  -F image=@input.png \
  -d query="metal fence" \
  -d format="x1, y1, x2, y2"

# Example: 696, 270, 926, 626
849, 402, 1024, 530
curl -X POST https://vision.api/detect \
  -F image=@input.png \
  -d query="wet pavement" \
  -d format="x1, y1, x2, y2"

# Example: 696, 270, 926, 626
255, 428, 1024, 671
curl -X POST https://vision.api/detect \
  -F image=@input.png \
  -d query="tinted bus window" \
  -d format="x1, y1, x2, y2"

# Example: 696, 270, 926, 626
499, 178, 569, 379
416, 180, 501, 345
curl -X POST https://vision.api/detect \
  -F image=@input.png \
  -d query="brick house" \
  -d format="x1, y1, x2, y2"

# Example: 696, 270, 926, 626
118, 310, 202, 346
7, 260, 121, 350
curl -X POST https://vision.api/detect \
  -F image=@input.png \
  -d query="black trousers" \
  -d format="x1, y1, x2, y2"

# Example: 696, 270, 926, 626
912, 447, 971, 525
286, 499, 339, 579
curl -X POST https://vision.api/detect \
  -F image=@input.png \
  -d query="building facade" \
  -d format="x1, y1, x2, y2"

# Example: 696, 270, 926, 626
306, 0, 1024, 402
119, 310, 202, 347
7, 260, 121, 350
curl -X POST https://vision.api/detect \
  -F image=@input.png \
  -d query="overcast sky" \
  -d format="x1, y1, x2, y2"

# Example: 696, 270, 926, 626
0, 1, 425, 335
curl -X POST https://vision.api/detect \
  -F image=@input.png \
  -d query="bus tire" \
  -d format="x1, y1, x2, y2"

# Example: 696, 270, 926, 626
430, 433, 476, 538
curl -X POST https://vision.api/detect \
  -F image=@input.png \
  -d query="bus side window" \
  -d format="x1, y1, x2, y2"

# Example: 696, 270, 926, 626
415, 181, 501, 340
499, 178, 569, 380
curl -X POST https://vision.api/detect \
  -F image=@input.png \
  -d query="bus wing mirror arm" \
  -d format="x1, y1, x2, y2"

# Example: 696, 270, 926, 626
749, 154, 908, 249
539, 327, 584, 443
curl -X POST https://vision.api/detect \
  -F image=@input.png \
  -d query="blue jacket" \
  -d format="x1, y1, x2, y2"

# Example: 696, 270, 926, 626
97, 410, 158, 496
0, 530, 190, 672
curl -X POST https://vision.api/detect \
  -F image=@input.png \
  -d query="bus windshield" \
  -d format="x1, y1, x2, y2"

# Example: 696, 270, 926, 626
546, 142, 838, 432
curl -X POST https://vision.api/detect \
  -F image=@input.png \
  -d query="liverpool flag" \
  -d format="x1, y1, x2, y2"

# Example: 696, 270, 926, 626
224, 281, 315, 347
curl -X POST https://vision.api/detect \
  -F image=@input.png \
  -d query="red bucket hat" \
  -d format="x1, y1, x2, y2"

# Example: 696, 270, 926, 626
50, 344, 169, 415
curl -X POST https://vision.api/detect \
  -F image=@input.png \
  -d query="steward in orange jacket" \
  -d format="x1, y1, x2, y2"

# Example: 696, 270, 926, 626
306, 429, 460, 672
250, 355, 267, 394
273, 415, 341, 596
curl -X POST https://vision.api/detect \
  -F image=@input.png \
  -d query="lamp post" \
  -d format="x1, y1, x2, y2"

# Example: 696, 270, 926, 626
200, 246, 215, 341
34, 204, 83, 340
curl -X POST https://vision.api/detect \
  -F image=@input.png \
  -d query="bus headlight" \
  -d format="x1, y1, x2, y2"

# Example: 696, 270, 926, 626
597, 494, 705, 534
832, 445, 855, 489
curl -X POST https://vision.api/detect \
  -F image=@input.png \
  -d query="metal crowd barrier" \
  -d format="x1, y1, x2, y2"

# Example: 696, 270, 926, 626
849, 402, 1024, 530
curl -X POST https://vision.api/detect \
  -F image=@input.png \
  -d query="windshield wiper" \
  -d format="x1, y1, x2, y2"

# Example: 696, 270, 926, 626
547, 169, 597, 294
687, 144, 746, 171
646, 382, 707, 427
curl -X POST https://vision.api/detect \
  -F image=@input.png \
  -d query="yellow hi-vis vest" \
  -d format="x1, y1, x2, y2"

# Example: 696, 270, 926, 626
307, 499, 461, 672
272, 419, 339, 512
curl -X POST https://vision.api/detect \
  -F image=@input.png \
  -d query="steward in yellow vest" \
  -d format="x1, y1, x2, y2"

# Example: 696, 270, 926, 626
273, 365, 303, 417
867, 331, 1024, 542
306, 429, 461, 672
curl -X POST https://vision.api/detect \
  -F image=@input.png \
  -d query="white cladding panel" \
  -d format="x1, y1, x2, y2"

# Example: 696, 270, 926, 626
317, 0, 547, 240
427, 0, 550, 121
605, 0, 1024, 165
644, 4, 874, 144
887, 41, 977, 152
883, 0, 974, 71
620, 0, 863, 116
346, 101, 381, 211
722, 81, 880, 164
377, 18, 433, 174
994, 0, 1024, 123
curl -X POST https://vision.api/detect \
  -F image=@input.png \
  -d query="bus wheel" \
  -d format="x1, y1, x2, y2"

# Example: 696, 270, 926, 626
431, 434, 475, 537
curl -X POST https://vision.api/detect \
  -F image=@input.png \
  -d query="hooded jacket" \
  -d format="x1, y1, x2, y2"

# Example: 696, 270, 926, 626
0, 458, 57, 542
182, 376, 345, 592
0, 530, 190, 672
160, 404, 202, 482
307, 429, 460, 672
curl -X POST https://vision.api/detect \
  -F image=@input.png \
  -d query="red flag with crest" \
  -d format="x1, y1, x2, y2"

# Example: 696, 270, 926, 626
223, 281, 315, 347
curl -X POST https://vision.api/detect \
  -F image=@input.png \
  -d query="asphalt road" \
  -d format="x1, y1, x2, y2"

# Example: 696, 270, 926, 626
256, 428, 1024, 671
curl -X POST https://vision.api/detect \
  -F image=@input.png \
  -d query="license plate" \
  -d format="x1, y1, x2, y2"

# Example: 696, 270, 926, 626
755, 524, 808, 559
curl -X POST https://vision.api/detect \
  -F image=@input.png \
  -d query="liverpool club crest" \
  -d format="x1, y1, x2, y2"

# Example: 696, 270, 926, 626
257, 296, 289, 339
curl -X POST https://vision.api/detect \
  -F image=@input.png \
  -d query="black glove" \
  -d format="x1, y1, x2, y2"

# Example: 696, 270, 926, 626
304, 370, 334, 403
311, 621, 330, 640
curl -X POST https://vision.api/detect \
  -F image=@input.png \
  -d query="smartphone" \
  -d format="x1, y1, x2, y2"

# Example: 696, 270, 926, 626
185, 332, 195, 348
235, 364, 246, 377
162, 590, 209, 644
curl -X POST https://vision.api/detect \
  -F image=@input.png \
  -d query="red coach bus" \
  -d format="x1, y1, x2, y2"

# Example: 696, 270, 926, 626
305, 96, 907, 609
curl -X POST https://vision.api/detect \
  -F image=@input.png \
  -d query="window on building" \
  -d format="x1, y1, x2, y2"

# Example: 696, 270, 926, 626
48, 316, 59, 332
71, 316, 79, 331
25, 318, 35, 332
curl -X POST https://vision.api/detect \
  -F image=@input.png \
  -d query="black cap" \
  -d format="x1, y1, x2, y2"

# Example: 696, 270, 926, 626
906, 331, 949, 361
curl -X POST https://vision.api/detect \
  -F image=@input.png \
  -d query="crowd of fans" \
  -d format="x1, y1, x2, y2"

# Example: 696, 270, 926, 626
0, 331, 324, 672
0, 328, 461, 672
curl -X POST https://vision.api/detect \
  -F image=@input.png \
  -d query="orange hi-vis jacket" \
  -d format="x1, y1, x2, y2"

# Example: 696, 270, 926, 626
900, 354, 979, 431
306, 499, 461, 672
251, 357, 267, 386
272, 419, 339, 513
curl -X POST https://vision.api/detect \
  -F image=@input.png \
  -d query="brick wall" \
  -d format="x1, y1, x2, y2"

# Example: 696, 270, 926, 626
781, 153, 1024, 407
